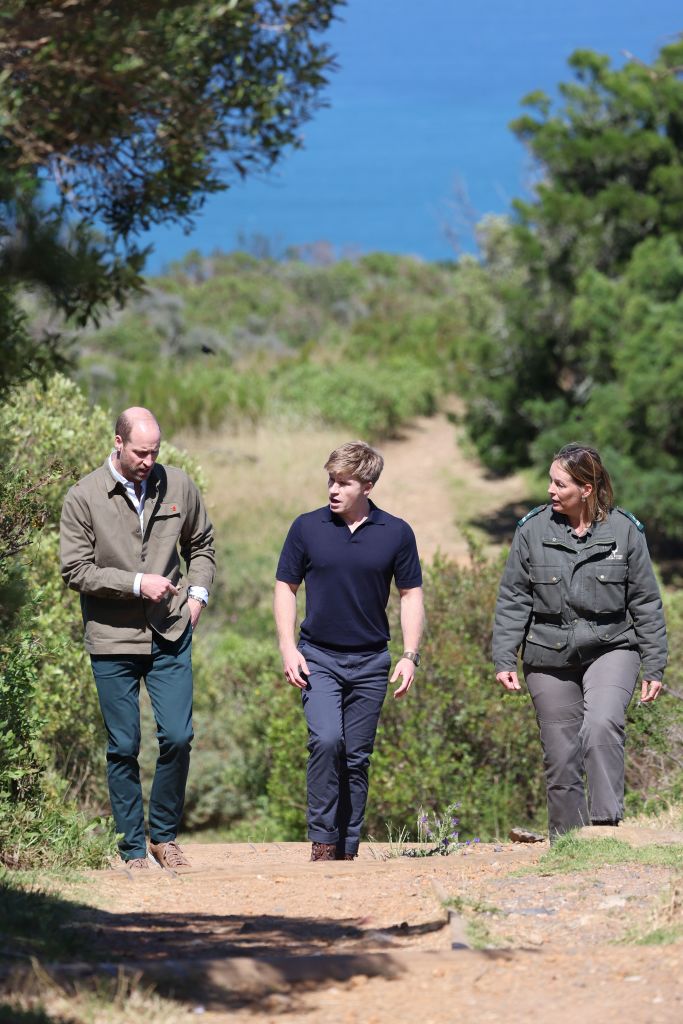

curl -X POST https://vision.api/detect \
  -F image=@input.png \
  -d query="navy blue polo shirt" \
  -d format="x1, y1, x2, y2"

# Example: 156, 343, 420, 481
276, 501, 422, 651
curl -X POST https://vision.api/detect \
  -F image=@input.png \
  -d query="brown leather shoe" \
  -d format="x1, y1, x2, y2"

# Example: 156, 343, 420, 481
336, 848, 356, 861
125, 857, 149, 870
310, 842, 337, 862
149, 840, 191, 870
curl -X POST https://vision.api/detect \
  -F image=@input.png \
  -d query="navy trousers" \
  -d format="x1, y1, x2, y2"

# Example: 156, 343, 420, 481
90, 624, 193, 860
300, 641, 390, 855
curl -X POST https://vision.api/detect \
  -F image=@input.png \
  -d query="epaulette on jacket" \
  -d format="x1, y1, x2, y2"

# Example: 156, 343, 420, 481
615, 507, 645, 532
517, 504, 548, 528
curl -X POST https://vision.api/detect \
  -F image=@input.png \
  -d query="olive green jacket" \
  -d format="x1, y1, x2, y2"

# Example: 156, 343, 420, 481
492, 505, 667, 678
60, 459, 215, 654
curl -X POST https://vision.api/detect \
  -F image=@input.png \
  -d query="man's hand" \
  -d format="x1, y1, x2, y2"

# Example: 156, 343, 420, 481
641, 678, 662, 703
496, 670, 522, 691
391, 657, 415, 699
281, 646, 310, 690
140, 574, 179, 603
187, 597, 204, 630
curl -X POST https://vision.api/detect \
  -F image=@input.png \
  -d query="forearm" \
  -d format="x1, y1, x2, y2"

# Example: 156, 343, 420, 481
274, 581, 299, 652
628, 532, 668, 678
61, 561, 138, 599
399, 587, 425, 651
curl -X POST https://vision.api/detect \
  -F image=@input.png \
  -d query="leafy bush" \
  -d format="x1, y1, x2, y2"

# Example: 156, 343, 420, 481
273, 357, 441, 438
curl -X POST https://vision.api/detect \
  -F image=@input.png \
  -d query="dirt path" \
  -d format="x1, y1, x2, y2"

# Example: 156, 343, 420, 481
377, 412, 531, 561
19, 832, 683, 1023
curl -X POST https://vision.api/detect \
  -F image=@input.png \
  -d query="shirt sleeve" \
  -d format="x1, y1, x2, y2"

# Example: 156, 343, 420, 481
276, 517, 307, 584
393, 521, 423, 589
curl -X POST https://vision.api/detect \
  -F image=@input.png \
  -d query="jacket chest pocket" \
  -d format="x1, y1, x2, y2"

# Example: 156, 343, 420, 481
594, 564, 628, 614
153, 502, 182, 538
529, 565, 563, 615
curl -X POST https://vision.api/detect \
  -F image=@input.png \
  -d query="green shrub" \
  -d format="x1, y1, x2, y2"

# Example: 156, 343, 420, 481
273, 357, 441, 438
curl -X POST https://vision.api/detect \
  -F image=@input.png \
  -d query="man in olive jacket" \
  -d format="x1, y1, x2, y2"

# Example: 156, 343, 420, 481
60, 407, 215, 870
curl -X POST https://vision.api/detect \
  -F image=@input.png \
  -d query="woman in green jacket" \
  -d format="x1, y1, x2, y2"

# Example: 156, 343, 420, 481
492, 443, 667, 840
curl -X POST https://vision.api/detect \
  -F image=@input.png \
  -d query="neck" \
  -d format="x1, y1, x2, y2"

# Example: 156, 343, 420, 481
566, 509, 591, 533
338, 497, 370, 527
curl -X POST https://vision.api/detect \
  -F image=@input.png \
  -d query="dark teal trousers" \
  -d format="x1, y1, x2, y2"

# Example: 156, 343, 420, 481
90, 624, 193, 860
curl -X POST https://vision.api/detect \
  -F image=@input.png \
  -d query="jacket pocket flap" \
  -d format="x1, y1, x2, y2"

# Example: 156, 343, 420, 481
526, 622, 569, 650
593, 618, 633, 642
529, 566, 562, 585
596, 565, 628, 584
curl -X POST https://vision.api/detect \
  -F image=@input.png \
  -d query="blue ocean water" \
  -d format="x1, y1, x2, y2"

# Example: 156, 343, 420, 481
143, 0, 682, 272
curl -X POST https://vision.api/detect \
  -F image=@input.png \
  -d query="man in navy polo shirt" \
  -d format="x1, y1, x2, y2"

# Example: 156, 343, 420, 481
274, 441, 424, 862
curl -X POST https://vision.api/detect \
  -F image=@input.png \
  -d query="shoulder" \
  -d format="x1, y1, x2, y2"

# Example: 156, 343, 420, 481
287, 507, 328, 534
516, 503, 550, 530
158, 464, 203, 499
63, 463, 107, 504
373, 506, 417, 538
612, 506, 645, 533
159, 464, 189, 487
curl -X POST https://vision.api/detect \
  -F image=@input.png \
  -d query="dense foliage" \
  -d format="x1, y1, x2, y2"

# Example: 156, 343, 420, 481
459, 42, 683, 542
0, 1, 341, 405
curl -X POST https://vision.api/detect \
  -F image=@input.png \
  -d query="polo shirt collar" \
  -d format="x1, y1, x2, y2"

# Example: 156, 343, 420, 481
321, 499, 387, 525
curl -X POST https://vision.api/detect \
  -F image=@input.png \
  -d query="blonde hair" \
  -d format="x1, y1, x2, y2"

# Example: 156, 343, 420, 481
324, 441, 384, 484
554, 443, 614, 522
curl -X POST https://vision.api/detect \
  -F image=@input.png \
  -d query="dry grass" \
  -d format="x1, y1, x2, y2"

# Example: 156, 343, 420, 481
625, 803, 683, 832
1, 962, 194, 1023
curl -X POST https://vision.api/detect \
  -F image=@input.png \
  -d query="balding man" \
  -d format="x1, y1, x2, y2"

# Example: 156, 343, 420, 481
60, 408, 215, 870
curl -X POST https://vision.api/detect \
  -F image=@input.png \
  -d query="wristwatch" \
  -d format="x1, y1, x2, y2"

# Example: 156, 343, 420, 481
402, 650, 421, 667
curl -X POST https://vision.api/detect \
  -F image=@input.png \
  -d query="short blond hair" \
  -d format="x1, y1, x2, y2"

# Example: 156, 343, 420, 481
324, 441, 384, 484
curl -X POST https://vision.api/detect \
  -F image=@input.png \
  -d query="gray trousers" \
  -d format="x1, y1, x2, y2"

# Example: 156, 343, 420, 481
300, 641, 390, 855
524, 649, 640, 839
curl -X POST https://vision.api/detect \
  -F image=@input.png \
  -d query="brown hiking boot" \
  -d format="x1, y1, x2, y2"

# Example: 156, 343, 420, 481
149, 840, 191, 870
125, 857, 150, 870
310, 842, 337, 862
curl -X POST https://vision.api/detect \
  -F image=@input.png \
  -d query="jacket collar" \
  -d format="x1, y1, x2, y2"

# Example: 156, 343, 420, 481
104, 457, 163, 500
543, 513, 616, 550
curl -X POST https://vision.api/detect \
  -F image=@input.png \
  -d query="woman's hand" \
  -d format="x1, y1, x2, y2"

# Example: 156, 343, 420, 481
496, 670, 522, 691
640, 678, 662, 703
